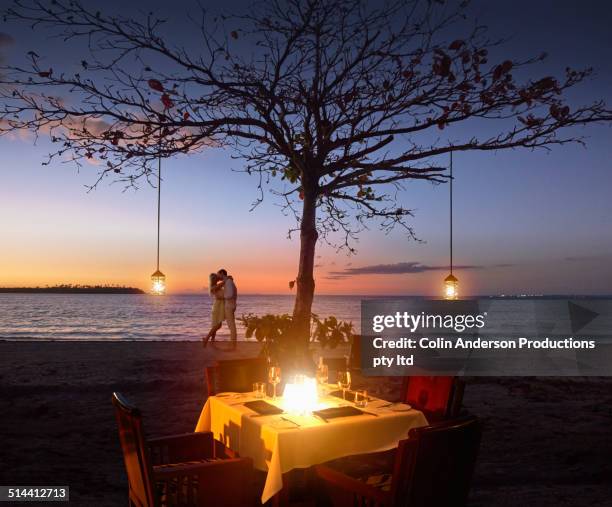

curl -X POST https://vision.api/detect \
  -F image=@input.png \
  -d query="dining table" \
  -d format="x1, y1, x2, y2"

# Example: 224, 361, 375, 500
194, 386, 429, 504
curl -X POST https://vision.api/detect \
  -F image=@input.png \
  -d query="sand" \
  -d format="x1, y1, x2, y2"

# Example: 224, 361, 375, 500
0, 341, 611, 506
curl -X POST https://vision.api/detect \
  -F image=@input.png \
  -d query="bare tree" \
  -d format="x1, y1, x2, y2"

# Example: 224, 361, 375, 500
1, 0, 610, 354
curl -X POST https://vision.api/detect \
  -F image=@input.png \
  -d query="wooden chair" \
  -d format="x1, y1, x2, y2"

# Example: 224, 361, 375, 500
112, 392, 253, 507
205, 357, 268, 397
314, 416, 482, 507
400, 376, 465, 421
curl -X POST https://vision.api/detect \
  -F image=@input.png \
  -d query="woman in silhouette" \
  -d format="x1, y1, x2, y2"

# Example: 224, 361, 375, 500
202, 273, 225, 347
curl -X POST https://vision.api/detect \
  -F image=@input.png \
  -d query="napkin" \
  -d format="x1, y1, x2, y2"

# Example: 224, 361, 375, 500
243, 400, 284, 415
313, 406, 364, 421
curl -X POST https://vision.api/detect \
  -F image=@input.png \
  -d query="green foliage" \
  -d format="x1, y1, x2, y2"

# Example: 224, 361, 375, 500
311, 315, 354, 349
240, 313, 293, 362
281, 165, 301, 183
242, 313, 293, 343
240, 312, 353, 362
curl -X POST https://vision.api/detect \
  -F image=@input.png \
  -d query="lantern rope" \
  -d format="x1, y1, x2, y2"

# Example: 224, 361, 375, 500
156, 150, 161, 272
449, 151, 453, 276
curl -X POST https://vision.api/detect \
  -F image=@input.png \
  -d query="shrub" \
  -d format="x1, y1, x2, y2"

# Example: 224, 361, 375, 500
240, 313, 353, 363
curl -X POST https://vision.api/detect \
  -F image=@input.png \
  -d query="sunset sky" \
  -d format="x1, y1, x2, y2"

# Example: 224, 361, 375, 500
1, 0, 611, 296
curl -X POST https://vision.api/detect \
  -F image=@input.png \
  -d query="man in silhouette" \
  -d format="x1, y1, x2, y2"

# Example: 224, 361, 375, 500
217, 268, 238, 349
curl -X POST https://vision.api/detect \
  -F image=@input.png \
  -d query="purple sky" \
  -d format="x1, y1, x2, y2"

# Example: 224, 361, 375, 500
1, 0, 611, 295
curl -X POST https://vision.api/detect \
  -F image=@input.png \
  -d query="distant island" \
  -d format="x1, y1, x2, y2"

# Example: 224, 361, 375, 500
0, 284, 145, 294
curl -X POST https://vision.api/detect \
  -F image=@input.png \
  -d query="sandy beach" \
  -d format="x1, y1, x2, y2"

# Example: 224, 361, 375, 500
1, 341, 611, 506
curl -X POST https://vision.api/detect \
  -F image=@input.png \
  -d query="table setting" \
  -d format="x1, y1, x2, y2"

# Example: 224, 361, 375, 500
195, 364, 428, 503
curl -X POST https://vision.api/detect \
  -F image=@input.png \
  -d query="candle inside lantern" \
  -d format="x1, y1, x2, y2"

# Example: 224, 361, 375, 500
151, 270, 166, 295
444, 273, 458, 300
282, 375, 318, 415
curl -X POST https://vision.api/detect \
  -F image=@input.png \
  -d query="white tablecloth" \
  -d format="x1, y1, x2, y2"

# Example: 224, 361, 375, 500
194, 391, 428, 503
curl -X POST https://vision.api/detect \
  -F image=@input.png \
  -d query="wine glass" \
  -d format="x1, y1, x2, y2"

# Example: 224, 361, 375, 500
316, 363, 329, 386
354, 389, 368, 408
337, 370, 351, 401
268, 365, 281, 400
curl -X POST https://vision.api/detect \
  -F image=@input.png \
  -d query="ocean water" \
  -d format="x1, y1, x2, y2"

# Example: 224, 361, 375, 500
0, 294, 364, 341
1, 294, 609, 342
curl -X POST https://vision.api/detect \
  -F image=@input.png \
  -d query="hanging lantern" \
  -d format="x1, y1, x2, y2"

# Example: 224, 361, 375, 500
443, 151, 458, 300
151, 269, 166, 295
150, 141, 165, 296
444, 273, 458, 300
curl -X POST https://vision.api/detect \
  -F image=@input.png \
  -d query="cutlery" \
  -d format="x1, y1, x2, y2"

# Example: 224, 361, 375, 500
280, 417, 301, 427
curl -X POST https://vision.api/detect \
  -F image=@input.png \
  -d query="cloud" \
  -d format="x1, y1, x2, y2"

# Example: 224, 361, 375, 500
324, 274, 351, 281
326, 261, 515, 279
564, 255, 608, 262
0, 114, 112, 145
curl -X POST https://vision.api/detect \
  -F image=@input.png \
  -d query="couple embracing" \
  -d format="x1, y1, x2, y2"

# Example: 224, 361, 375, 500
203, 268, 238, 349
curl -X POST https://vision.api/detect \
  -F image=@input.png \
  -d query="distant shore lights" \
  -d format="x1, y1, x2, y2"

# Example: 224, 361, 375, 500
151, 147, 166, 295
444, 151, 458, 300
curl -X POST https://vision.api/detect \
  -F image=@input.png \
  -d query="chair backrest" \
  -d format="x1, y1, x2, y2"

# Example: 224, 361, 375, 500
191, 458, 254, 506
401, 376, 464, 420
112, 392, 156, 507
391, 416, 482, 507
205, 357, 268, 397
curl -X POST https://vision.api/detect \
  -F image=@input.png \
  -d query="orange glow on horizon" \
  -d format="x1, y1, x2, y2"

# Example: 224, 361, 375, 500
0, 258, 479, 296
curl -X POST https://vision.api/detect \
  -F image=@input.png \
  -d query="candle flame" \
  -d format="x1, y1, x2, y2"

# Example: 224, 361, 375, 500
283, 376, 318, 415
151, 279, 166, 295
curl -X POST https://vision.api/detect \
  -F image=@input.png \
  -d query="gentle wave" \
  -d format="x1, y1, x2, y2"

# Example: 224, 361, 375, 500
0, 293, 363, 341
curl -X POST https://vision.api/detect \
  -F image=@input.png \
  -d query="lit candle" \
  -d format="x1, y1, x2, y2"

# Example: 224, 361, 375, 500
151, 270, 166, 295
282, 376, 318, 415
444, 273, 458, 300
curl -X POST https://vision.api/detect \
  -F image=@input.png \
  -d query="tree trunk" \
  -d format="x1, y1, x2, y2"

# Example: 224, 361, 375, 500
291, 185, 318, 355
